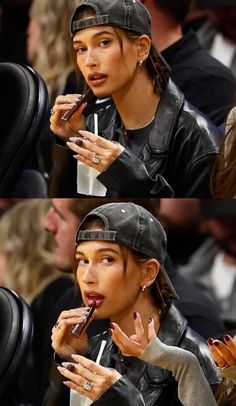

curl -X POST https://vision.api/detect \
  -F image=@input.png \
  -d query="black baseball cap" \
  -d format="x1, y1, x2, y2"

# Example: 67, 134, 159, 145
76, 202, 178, 300
70, 0, 152, 38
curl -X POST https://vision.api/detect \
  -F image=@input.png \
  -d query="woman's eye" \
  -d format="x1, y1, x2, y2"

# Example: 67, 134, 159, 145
77, 258, 89, 265
99, 39, 110, 47
75, 47, 86, 54
102, 256, 114, 264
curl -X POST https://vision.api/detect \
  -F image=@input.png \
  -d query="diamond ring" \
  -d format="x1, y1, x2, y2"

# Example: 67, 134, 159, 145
91, 153, 100, 164
83, 380, 93, 391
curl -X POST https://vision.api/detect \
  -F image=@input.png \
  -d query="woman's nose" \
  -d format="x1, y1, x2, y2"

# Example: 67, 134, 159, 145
82, 264, 97, 284
85, 49, 98, 67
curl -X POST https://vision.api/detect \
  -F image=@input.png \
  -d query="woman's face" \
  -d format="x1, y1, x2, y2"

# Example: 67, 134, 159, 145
72, 26, 139, 99
75, 240, 143, 320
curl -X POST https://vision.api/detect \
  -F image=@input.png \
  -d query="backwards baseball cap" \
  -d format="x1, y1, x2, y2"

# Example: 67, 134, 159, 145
70, 0, 152, 38
76, 202, 178, 300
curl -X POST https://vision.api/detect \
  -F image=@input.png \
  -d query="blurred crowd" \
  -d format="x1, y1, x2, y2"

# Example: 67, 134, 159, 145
0, 198, 235, 405
0, 0, 236, 197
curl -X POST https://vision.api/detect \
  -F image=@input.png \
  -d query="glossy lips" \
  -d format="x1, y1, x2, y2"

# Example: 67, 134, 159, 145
88, 72, 107, 86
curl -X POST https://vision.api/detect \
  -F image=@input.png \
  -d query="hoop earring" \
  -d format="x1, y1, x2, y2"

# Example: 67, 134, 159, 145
139, 60, 143, 67
141, 285, 146, 293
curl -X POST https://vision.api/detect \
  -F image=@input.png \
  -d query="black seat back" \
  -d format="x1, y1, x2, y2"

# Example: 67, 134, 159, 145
0, 287, 34, 399
0, 63, 48, 196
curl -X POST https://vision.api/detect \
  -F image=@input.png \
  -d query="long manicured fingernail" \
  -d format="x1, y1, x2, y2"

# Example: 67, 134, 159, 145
109, 322, 115, 330
214, 341, 219, 347
133, 311, 138, 320
224, 334, 230, 342
207, 338, 214, 346
65, 363, 75, 372
148, 317, 152, 324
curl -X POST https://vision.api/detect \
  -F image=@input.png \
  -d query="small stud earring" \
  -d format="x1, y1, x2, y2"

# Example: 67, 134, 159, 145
141, 285, 146, 292
139, 60, 143, 67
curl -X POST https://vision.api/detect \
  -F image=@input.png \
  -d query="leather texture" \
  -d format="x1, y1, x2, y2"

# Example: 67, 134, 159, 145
0, 63, 48, 196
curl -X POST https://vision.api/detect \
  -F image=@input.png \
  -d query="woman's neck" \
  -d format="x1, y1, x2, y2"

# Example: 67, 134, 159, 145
111, 294, 161, 337
112, 69, 160, 131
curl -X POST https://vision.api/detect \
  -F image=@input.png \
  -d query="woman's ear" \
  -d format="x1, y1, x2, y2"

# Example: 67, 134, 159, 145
141, 259, 160, 288
137, 35, 151, 63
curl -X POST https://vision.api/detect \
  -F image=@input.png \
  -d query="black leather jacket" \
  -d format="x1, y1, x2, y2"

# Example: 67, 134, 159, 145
84, 80, 220, 198
88, 305, 220, 406
44, 305, 220, 406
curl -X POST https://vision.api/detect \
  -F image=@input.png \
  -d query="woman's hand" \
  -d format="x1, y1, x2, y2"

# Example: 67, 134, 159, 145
67, 130, 125, 173
110, 312, 156, 357
51, 307, 94, 361
57, 354, 121, 401
50, 94, 86, 141
208, 334, 236, 368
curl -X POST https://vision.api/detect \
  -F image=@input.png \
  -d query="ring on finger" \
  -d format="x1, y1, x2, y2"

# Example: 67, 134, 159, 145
50, 108, 55, 116
54, 321, 61, 329
83, 380, 93, 391
91, 153, 100, 164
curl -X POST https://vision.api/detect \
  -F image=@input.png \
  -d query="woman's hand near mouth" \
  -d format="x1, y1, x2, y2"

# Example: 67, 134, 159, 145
51, 306, 95, 360
50, 93, 87, 141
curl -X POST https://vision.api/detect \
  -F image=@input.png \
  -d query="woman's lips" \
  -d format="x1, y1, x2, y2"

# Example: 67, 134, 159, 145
85, 293, 105, 307
88, 73, 107, 87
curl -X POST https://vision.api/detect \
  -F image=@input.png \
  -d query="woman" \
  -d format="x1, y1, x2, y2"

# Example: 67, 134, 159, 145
211, 106, 236, 197
0, 199, 63, 303
50, 0, 220, 198
208, 334, 236, 405
50, 202, 220, 405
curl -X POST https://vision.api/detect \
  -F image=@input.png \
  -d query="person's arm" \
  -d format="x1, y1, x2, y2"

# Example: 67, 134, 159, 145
208, 335, 236, 384
139, 335, 217, 406
111, 313, 217, 406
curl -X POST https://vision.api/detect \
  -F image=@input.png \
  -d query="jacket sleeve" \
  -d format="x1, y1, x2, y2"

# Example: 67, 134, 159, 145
93, 375, 146, 406
178, 153, 215, 197
138, 336, 217, 406
97, 148, 174, 197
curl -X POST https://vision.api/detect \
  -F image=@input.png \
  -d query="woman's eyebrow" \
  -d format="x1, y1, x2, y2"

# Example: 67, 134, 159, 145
76, 247, 120, 256
73, 30, 115, 45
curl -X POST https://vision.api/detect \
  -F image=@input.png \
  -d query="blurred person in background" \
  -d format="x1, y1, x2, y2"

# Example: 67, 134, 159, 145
26, 0, 79, 180
141, 0, 236, 126
27, 0, 78, 103
0, 198, 72, 405
0, 199, 68, 303
178, 200, 236, 332
194, 0, 236, 78
158, 198, 207, 267
211, 106, 236, 197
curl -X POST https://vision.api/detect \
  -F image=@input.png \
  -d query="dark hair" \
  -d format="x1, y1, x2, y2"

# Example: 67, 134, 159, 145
71, 7, 170, 96
154, 0, 193, 24
78, 215, 172, 319
211, 121, 236, 197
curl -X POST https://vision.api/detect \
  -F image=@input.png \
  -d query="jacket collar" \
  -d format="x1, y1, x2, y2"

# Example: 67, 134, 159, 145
142, 79, 185, 155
